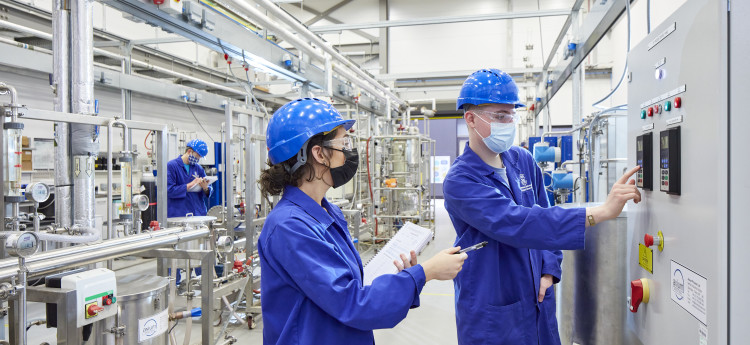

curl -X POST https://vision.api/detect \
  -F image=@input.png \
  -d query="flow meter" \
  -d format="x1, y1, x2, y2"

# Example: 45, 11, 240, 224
25, 182, 50, 203
5, 232, 39, 258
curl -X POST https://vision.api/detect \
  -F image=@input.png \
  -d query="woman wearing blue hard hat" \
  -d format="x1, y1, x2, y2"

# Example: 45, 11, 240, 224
258, 98, 468, 345
166, 138, 213, 217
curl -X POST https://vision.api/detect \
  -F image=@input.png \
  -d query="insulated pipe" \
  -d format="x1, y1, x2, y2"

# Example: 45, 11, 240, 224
52, 0, 73, 233
252, 0, 405, 107
0, 227, 209, 282
71, 0, 97, 232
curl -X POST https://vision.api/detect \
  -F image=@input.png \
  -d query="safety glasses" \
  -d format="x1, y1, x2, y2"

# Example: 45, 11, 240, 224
323, 136, 355, 151
472, 109, 519, 123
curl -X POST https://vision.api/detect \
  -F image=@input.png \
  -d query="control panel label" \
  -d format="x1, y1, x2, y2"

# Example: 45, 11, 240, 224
138, 308, 169, 342
648, 22, 677, 50
638, 244, 653, 273
671, 260, 708, 325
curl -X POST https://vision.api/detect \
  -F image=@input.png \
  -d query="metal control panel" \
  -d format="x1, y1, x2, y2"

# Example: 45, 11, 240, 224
626, 1, 745, 344
60, 268, 118, 327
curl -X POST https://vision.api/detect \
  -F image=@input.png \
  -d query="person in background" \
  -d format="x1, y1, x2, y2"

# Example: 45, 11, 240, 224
443, 68, 641, 345
258, 98, 468, 345
167, 138, 213, 217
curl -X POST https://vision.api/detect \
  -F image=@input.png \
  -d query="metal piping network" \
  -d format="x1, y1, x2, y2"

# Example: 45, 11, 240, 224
0, 20, 248, 99
0, 227, 209, 282
106, 119, 131, 267
250, 0, 406, 108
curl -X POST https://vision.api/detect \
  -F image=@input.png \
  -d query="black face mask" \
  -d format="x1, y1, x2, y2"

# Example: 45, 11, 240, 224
328, 148, 359, 188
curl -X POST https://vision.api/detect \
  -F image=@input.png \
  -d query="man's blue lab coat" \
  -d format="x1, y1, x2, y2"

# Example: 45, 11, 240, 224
444, 143, 586, 345
258, 186, 426, 345
166, 156, 213, 218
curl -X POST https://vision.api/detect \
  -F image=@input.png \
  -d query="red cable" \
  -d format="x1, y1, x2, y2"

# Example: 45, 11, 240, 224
144, 130, 153, 150
366, 136, 377, 236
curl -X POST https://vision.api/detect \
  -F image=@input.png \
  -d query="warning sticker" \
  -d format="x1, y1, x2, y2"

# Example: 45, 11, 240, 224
670, 260, 707, 325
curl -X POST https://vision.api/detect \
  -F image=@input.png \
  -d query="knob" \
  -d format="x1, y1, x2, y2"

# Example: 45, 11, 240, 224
87, 304, 104, 317
629, 278, 651, 313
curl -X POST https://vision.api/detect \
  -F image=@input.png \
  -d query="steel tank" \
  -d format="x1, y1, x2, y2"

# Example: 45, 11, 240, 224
117, 274, 170, 344
558, 203, 639, 345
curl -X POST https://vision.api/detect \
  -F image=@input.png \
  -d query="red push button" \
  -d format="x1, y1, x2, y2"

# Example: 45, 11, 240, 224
674, 97, 682, 108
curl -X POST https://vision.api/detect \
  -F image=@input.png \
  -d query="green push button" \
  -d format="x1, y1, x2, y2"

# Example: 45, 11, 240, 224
640, 109, 647, 119
664, 101, 672, 111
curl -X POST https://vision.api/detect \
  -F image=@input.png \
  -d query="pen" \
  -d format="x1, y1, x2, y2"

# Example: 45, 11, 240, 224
455, 241, 488, 254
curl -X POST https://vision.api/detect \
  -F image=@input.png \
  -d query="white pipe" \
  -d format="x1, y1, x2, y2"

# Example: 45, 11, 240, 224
0, 20, 247, 98
252, 0, 406, 107
218, 0, 324, 62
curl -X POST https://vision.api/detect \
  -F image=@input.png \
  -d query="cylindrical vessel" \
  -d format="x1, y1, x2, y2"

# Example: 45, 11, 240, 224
117, 275, 169, 345
558, 203, 634, 345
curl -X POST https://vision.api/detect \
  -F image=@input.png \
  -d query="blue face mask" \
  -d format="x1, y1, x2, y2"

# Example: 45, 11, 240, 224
474, 114, 516, 154
188, 154, 201, 165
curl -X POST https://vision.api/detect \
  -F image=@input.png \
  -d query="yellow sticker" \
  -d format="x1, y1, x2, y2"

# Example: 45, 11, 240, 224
639, 243, 653, 273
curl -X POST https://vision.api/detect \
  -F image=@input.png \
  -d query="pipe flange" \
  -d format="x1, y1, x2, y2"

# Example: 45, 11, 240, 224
3, 122, 23, 130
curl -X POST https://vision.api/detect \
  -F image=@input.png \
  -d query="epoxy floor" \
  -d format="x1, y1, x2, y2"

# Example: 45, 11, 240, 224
27, 200, 460, 344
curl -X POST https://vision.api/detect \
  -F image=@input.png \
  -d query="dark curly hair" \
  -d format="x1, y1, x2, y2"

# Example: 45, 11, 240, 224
258, 130, 338, 199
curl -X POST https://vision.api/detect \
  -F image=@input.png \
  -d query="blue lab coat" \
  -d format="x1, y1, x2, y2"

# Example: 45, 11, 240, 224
443, 143, 586, 345
259, 186, 426, 345
166, 156, 213, 218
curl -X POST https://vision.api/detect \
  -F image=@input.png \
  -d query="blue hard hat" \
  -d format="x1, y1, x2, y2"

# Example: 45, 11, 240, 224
267, 98, 355, 165
456, 68, 525, 110
186, 139, 208, 157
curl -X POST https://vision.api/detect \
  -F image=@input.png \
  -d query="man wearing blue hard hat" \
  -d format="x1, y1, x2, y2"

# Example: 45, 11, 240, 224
443, 69, 641, 344
167, 138, 213, 217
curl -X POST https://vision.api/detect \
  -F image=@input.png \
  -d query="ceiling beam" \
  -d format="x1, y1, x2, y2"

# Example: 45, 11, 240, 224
304, 0, 352, 26
290, 2, 378, 42
310, 8, 570, 32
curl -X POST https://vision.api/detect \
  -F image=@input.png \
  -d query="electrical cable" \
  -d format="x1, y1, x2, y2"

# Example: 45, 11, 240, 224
185, 103, 216, 142
592, 0, 631, 109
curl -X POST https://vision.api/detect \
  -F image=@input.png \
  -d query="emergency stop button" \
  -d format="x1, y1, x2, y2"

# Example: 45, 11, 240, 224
629, 278, 651, 313
644, 231, 664, 251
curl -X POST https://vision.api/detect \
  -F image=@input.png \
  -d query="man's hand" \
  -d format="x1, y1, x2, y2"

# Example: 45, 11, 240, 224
393, 250, 418, 272
538, 274, 554, 303
199, 178, 210, 191
186, 177, 202, 191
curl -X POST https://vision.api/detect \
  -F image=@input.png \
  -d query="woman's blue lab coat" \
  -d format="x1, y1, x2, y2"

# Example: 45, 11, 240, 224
443, 143, 586, 345
258, 186, 426, 345
166, 156, 213, 217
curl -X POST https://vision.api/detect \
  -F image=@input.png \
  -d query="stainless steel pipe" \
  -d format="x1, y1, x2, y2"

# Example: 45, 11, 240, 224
0, 227, 207, 281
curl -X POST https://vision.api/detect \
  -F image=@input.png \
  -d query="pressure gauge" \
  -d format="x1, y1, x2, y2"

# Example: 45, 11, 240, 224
216, 236, 234, 253
25, 183, 50, 203
5, 232, 39, 258
132, 194, 150, 212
